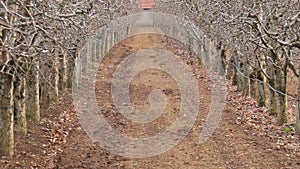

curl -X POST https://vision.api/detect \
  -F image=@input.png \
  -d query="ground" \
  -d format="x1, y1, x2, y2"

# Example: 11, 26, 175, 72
1, 34, 299, 169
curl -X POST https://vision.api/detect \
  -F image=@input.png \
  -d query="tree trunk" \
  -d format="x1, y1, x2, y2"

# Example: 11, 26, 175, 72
0, 73, 14, 157
96, 39, 101, 59
236, 62, 244, 92
67, 56, 75, 89
81, 47, 88, 74
242, 64, 250, 96
26, 58, 40, 122
257, 69, 266, 107
73, 52, 81, 89
296, 71, 300, 133
203, 37, 211, 68
268, 80, 277, 116
219, 48, 226, 76
40, 71, 49, 109
13, 75, 27, 134
0, 0, 16, 156
275, 66, 287, 124
226, 56, 235, 80
51, 54, 60, 102
267, 65, 277, 116
91, 40, 96, 62
59, 51, 68, 94
40, 54, 59, 108
249, 72, 258, 99
232, 67, 238, 86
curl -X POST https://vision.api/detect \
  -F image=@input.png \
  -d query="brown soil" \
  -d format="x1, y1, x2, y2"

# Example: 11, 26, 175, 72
1, 34, 299, 169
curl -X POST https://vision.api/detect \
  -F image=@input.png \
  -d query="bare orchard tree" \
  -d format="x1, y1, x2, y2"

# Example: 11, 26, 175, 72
0, 0, 138, 157
218, 0, 299, 125
0, 0, 18, 157
156, 0, 300, 127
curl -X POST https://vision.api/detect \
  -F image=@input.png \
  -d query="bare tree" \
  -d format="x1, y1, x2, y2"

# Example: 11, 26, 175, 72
155, 0, 299, 128
0, 0, 138, 157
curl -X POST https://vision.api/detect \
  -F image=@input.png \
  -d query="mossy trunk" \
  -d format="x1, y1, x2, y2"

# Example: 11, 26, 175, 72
219, 47, 226, 76
257, 70, 266, 107
232, 67, 238, 86
48, 54, 59, 103
13, 75, 27, 134
26, 58, 40, 122
231, 54, 241, 87
268, 79, 277, 116
275, 66, 287, 124
226, 57, 235, 81
0, 0, 16, 156
249, 72, 258, 99
40, 71, 50, 109
0, 73, 14, 157
267, 65, 277, 116
40, 55, 59, 108
67, 56, 75, 89
236, 62, 244, 92
242, 64, 250, 96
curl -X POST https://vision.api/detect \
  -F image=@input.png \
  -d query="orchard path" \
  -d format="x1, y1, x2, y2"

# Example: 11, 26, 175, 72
1, 12, 299, 169
53, 33, 297, 168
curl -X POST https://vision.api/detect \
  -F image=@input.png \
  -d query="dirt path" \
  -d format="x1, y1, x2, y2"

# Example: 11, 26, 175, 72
1, 34, 299, 169
57, 34, 298, 168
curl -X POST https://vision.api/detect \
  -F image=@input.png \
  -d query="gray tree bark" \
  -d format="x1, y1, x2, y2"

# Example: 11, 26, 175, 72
257, 69, 266, 107
0, 0, 16, 156
26, 58, 40, 122
59, 51, 68, 94
296, 70, 300, 133
0, 73, 14, 157
249, 71, 258, 99
242, 64, 250, 96
275, 65, 288, 124
52, 54, 60, 102
267, 65, 277, 116
13, 75, 27, 134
